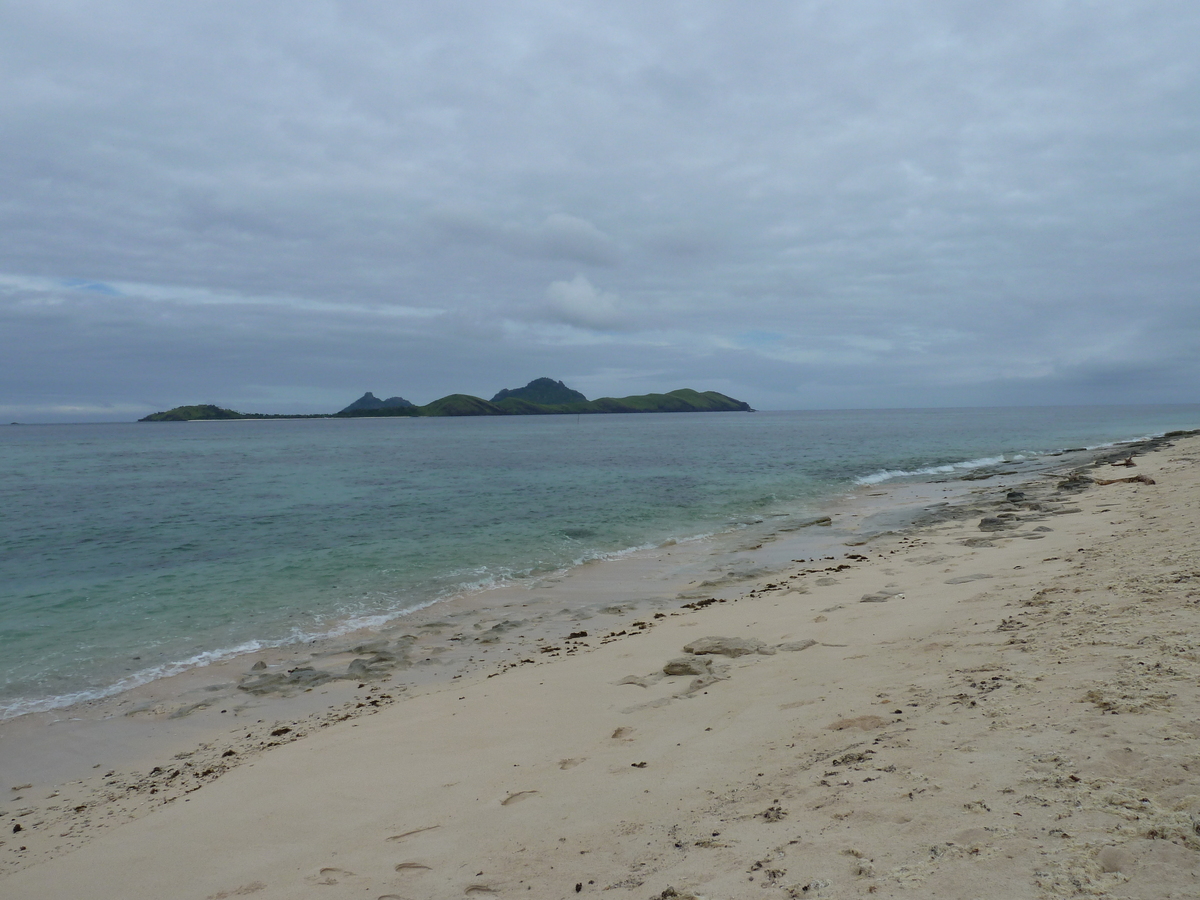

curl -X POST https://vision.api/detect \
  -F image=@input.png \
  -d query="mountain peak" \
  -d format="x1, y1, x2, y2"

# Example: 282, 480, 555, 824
339, 392, 414, 414
490, 378, 588, 405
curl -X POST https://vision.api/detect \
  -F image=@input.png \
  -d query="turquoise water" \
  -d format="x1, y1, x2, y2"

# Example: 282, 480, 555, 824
2, 405, 1198, 718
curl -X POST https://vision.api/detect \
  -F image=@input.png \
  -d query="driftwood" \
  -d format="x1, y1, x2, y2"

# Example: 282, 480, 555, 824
1110, 456, 1136, 467
1094, 474, 1156, 486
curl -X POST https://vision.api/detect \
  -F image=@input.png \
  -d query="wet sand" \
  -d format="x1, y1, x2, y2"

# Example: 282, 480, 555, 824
3, 435, 1198, 898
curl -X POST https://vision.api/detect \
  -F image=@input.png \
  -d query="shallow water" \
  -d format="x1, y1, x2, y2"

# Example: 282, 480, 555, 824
2, 404, 1197, 718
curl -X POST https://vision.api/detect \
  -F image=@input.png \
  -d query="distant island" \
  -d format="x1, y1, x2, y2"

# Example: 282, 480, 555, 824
139, 378, 754, 421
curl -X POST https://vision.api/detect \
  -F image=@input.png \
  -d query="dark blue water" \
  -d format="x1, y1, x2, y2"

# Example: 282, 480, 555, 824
1, 405, 1197, 718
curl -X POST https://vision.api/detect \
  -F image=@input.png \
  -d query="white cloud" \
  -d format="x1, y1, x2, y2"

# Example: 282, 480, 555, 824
542, 275, 628, 331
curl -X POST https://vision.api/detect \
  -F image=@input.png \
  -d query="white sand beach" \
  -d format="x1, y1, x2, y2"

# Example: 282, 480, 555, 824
3, 435, 1200, 899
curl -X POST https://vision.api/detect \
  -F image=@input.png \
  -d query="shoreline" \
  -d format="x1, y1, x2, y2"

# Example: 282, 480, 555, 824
0, 434, 1126, 726
4, 431, 1199, 895
0, 439, 1104, 739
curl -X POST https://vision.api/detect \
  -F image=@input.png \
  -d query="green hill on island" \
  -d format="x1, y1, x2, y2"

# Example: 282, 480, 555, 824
139, 404, 247, 422
139, 378, 754, 421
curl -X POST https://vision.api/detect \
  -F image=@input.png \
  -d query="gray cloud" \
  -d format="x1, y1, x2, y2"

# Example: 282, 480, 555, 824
1, 1, 1199, 420
429, 208, 619, 266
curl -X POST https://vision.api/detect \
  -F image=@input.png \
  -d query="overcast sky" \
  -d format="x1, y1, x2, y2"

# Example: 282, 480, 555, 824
2, 1, 1198, 421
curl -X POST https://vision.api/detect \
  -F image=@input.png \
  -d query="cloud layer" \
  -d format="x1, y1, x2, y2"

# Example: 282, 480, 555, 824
2, 2, 1199, 420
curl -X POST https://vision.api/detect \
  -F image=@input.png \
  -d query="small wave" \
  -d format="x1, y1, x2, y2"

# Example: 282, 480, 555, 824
0, 596, 467, 721
0, 637, 282, 720
854, 455, 1009, 486
852, 427, 1186, 489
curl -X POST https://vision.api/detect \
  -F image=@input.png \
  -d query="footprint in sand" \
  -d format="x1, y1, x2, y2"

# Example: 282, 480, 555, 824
207, 883, 267, 899
386, 825, 441, 842
860, 588, 905, 603
559, 757, 586, 769
304, 867, 360, 887
827, 715, 889, 731
779, 699, 817, 710
501, 790, 538, 805
611, 726, 634, 739
395, 862, 432, 873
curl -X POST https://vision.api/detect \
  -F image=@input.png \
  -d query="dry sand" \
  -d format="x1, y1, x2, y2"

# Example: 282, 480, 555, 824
3, 435, 1200, 899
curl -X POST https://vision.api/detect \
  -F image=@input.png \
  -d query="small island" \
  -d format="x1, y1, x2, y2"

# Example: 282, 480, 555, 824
139, 378, 754, 421
138, 404, 249, 422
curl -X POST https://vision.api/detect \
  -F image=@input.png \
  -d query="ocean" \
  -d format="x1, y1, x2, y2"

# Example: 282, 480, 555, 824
2, 404, 1198, 720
